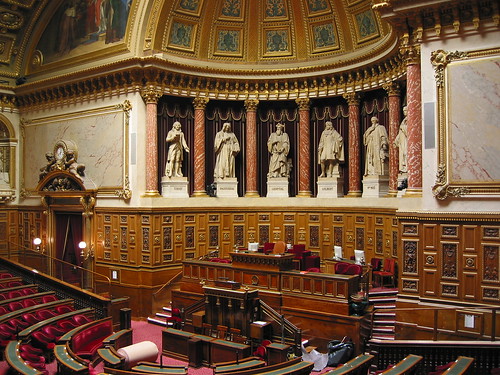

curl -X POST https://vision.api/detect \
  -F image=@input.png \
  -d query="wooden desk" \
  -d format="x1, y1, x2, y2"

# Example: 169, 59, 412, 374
250, 321, 272, 341
266, 342, 290, 365
210, 339, 251, 364
192, 334, 216, 365
230, 252, 295, 271
162, 328, 195, 361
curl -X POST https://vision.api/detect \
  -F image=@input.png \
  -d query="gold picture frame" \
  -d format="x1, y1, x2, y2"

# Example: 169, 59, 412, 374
431, 48, 500, 200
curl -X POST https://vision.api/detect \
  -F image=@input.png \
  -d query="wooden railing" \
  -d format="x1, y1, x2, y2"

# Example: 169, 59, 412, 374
368, 339, 500, 375
0, 257, 129, 328
260, 300, 301, 355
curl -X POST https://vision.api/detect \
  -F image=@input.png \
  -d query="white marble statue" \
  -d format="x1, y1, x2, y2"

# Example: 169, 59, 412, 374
165, 121, 189, 178
363, 116, 388, 176
393, 106, 408, 174
267, 123, 290, 178
318, 121, 344, 177
214, 122, 240, 179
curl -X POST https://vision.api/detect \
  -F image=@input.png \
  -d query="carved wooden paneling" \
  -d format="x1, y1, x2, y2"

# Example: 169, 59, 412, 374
442, 242, 458, 280
423, 224, 437, 249
483, 245, 499, 283
309, 225, 319, 248
423, 269, 437, 296
403, 240, 418, 275
284, 224, 295, 245
355, 227, 364, 250
259, 224, 269, 244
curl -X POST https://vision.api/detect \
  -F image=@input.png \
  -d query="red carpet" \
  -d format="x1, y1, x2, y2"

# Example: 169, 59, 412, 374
0, 320, 337, 374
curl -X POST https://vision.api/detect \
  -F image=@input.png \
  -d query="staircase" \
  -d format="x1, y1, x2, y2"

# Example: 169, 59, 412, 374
147, 305, 175, 327
368, 288, 398, 340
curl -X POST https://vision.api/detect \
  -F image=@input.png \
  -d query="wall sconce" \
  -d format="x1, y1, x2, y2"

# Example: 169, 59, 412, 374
33, 237, 44, 253
79, 241, 94, 260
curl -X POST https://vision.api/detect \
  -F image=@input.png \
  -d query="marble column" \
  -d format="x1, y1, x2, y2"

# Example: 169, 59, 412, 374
384, 82, 402, 196
296, 98, 311, 197
193, 97, 209, 197
343, 92, 362, 197
141, 87, 163, 197
244, 99, 259, 197
403, 43, 423, 195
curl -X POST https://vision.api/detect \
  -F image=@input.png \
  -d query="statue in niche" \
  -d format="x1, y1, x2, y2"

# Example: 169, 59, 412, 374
165, 121, 189, 178
318, 121, 344, 178
267, 123, 291, 178
214, 122, 240, 179
363, 116, 388, 176
393, 105, 408, 174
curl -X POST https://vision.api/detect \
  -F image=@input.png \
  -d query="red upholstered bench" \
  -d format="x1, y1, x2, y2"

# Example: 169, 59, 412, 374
71, 319, 113, 359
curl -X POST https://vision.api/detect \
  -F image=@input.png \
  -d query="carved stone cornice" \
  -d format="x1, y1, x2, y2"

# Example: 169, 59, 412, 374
14, 54, 407, 109
343, 92, 360, 106
295, 98, 310, 110
383, 82, 400, 97
374, 0, 498, 38
193, 96, 209, 110
244, 99, 259, 111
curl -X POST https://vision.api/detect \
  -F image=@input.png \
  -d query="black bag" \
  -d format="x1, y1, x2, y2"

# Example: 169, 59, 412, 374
327, 337, 354, 367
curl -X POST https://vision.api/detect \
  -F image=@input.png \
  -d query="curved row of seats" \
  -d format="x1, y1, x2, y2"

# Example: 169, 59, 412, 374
0, 270, 98, 374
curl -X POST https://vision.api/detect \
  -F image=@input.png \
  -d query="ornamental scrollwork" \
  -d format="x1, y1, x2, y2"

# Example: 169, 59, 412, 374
430, 50, 468, 87
115, 175, 132, 200
432, 163, 470, 200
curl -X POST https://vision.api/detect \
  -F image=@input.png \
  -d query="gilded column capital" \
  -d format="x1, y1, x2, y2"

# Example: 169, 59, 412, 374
193, 96, 209, 110
141, 87, 163, 104
383, 82, 401, 97
343, 92, 360, 106
400, 34, 421, 66
244, 99, 259, 111
295, 98, 310, 110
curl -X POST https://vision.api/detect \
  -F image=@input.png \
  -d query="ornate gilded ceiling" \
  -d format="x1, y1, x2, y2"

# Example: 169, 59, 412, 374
147, 0, 395, 73
0, 0, 496, 107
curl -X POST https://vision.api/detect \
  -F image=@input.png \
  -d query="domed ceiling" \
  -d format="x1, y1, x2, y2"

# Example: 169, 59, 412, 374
149, 0, 396, 74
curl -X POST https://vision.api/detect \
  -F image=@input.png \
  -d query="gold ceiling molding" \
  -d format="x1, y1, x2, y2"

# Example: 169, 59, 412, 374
14, 52, 406, 109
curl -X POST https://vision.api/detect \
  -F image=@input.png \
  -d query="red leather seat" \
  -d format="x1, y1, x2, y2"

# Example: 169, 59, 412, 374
263, 242, 275, 254
8, 301, 25, 311
36, 309, 57, 320
22, 299, 37, 308
41, 295, 58, 303
345, 264, 362, 275
334, 262, 350, 274
373, 258, 396, 287
31, 331, 56, 350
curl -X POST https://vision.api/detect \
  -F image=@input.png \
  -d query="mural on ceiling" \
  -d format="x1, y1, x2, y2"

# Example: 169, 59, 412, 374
35, 0, 132, 65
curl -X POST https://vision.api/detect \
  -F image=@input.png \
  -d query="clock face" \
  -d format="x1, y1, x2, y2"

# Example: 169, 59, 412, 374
55, 146, 65, 161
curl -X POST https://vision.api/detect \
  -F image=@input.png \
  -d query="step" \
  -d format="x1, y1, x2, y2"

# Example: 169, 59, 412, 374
147, 317, 167, 326
373, 303, 396, 309
371, 333, 395, 340
369, 296, 397, 303
147, 316, 176, 327
374, 320, 396, 326
155, 312, 172, 319
162, 306, 172, 313
373, 326, 395, 333
373, 309, 396, 318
